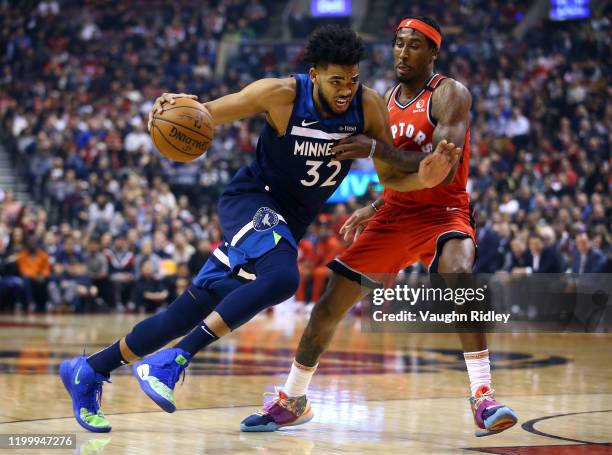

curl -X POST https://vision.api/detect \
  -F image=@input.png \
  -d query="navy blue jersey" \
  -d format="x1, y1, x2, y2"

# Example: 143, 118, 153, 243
195, 76, 363, 291
226, 74, 364, 228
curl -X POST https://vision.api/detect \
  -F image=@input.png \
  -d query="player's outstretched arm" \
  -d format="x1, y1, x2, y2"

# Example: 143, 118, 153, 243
203, 78, 295, 127
332, 86, 461, 177
335, 87, 460, 192
376, 140, 461, 192
148, 78, 295, 131
331, 87, 426, 172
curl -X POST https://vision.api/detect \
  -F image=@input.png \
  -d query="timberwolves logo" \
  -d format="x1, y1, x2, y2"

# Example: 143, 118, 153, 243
253, 207, 279, 231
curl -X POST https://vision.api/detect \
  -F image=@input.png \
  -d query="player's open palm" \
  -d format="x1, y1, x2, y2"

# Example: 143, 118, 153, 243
339, 204, 376, 242
148, 92, 198, 131
418, 140, 461, 188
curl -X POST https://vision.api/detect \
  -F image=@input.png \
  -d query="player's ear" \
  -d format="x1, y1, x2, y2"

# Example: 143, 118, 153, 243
430, 47, 439, 64
308, 67, 317, 84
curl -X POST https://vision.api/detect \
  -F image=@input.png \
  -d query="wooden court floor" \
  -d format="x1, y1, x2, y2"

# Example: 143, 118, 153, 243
0, 311, 610, 454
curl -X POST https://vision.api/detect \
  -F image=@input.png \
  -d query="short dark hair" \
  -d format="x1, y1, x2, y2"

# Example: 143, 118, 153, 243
528, 232, 544, 242
303, 25, 366, 68
394, 16, 442, 49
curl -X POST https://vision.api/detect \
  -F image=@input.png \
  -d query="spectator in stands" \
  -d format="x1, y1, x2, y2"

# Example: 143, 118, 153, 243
475, 222, 505, 273
86, 236, 111, 306
16, 234, 51, 311
88, 193, 115, 235
48, 262, 98, 312
172, 232, 195, 265
572, 232, 607, 273
6, 226, 25, 257
135, 238, 162, 279
152, 230, 173, 259
1, 191, 21, 226
0, 225, 29, 310
1, 226, 20, 276
131, 260, 169, 313
525, 232, 564, 273
105, 234, 136, 310
68, 261, 99, 311
506, 238, 529, 272
55, 234, 84, 265
124, 119, 153, 154
157, 183, 177, 213
188, 238, 212, 278
505, 107, 530, 149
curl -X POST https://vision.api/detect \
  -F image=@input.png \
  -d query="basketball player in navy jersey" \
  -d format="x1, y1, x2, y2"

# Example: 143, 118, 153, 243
59, 25, 461, 432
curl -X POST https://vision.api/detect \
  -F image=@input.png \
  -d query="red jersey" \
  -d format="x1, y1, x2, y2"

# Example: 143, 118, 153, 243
383, 73, 470, 209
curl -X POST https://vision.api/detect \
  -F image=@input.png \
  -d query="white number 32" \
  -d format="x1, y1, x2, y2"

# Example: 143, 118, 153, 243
300, 160, 341, 187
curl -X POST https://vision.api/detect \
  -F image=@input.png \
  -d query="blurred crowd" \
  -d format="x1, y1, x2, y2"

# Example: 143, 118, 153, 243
0, 0, 609, 312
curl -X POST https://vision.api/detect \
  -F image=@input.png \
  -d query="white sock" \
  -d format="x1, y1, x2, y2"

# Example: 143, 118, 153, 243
463, 349, 491, 397
284, 360, 317, 397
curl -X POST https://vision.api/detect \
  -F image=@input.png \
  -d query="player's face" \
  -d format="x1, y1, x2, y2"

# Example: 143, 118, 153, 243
393, 28, 438, 83
310, 64, 360, 115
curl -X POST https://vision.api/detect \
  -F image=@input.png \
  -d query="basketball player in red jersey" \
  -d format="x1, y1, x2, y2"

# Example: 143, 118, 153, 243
241, 17, 517, 436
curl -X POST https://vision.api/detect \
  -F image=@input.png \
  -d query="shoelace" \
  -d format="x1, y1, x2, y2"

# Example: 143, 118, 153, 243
261, 389, 299, 414
80, 381, 103, 414
474, 387, 496, 409
160, 358, 187, 388
78, 349, 108, 415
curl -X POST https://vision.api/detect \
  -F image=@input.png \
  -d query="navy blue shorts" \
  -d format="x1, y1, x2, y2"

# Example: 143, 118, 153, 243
193, 189, 302, 298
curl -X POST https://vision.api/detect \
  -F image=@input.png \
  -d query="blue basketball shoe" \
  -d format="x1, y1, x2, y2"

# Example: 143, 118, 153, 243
59, 356, 112, 433
132, 347, 191, 413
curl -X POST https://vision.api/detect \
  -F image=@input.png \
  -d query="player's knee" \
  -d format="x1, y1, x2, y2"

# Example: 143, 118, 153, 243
440, 260, 472, 275
452, 263, 472, 274
253, 262, 300, 304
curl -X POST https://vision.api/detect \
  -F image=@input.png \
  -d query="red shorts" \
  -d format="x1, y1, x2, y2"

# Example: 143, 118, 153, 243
329, 202, 476, 286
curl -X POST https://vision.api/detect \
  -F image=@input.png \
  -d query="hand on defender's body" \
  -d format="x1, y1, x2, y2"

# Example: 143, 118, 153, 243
339, 204, 376, 242
331, 135, 460, 164
418, 140, 461, 188
331, 134, 375, 160
147, 92, 198, 131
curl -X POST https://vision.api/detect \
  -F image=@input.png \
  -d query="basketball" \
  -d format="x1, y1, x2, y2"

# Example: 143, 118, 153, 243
150, 98, 214, 162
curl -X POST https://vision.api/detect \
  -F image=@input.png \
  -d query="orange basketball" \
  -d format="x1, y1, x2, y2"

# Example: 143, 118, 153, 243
150, 98, 214, 162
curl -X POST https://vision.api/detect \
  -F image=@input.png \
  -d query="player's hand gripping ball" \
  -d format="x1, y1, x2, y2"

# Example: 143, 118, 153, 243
149, 94, 214, 162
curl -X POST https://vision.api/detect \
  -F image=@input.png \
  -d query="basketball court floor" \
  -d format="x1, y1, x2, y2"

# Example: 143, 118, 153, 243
0, 311, 610, 454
